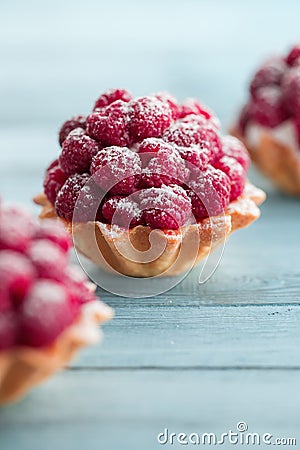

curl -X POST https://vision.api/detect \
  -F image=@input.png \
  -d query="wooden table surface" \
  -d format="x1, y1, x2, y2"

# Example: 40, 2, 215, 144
1, 1, 300, 448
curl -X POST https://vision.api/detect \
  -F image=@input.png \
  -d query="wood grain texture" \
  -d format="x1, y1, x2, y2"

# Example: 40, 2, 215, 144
73, 304, 300, 369
1, 370, 299, 450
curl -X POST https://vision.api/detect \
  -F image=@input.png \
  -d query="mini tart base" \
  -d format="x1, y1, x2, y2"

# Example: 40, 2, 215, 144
231, 127, 300, 196
34, 183, 265, 278
0, 301, 113, 405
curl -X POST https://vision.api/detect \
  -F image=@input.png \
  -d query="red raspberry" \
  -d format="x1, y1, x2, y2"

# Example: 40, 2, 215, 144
27, 239, 68, 281
59, 128, 100, 176
43, 159, 68, 204
0, 311, 17, 350
55, 173, 90, 221
90, 146, 141, 195
0, 201, 104, 350
0, 205, 36, 252
221, 136, 250, 170
139, 185, 192, 230
0, 290, 11, 313
163, 119, 222, 159
214, 156, 246, 201
35, 220, 72, 252
178, 144, 212, 170
286, 45, 300, 67
129, 96, 173, 141
19, 280, 76, 348
94, 88, 133, 110
102, 196, 143, 228
250, 58, 286, 98
65, 266, 97, 305
237, 104, 251, 135
138, 138, 175, 166
188, 166, 231, 219
58, 115, 86, 146
250, 86, 288, 128
87, 100, 131, 147
0, 251, 36, 307
294, 117, 300, 146
282, 67, 300, 115
182, 109, 220, 131
178, 98, 213, 120
153, 92, 179, 119
140, 146, 189, 188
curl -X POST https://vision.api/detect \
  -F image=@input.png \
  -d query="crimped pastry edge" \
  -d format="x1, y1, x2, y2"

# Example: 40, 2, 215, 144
34, 182, 266, 277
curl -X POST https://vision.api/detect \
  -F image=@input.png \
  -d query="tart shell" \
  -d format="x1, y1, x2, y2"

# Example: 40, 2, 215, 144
0, 300, 113, 405
231, 128, 300, 196
34, 183, 266, 278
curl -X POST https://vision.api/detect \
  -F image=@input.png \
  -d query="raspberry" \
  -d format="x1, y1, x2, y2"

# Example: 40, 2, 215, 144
221, 136, 250, 170
65, 266, 96, 305
0, 201, 104, 350
214, 156, 246, 201
19, 280, 76, 348
138, 138, 174, 166
282, 67, 300, 115
0, 251, 36, 306
188, 166, 231, 219
178, 98, 213, 120
250, 86, 288, 128
102, 196, 143, 228
35, 220, 72, 252
237, 104, 251, 135
129, 96, 173, 141
286, 45, 300, 67
0, 311, 17, 350
294, 117, 300, 146
87, 100, 131, 147
27, 239, 68, 281
59, 128, 100, 176
178, 144, 212, 170
250, 58, 286, 98
43, 159, 68, 204
153, 92, 179, 119
58, 115, 86, 146
0, 290, 11, 313
139, 185, 192, 230
140, 146, 189, 188
0, 205, 36, 252
55, 173, 90, 221
90, 146, 141, 195
94, 88, 133, 110
74, 179, 105, 222
163, 119, 222, 159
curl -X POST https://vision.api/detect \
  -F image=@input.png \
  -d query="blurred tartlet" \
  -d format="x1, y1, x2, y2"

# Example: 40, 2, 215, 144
232, 44, 300, 195
0, 202, 113, 405
35, 89, 265, 277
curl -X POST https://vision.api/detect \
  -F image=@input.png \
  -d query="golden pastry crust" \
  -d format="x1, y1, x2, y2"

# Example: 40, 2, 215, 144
0, 300, 113, 405
34, 183, 266, 277
231, 127, 300, 196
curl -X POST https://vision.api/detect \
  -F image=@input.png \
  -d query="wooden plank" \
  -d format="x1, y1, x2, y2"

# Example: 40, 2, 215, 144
0, 370, 299, 450
73, 304, 300, 369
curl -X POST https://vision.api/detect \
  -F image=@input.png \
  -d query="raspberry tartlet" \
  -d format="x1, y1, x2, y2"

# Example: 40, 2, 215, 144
35, 88, 265, 277
232, 44, 300, 195
0, 202, 113, 404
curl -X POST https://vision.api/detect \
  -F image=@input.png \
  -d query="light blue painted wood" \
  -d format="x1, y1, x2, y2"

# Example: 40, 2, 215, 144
1, 370, 300, 450
73, 305, 300, 369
